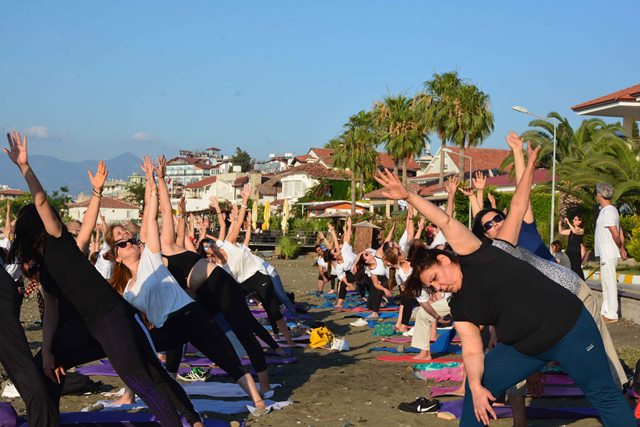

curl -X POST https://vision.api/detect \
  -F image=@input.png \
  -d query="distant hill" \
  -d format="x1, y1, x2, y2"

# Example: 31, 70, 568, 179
0, 153, 142, 196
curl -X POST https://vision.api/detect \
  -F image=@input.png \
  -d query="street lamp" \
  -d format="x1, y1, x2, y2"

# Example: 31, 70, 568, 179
442, 148, 473, 228
512, 105, 559, 247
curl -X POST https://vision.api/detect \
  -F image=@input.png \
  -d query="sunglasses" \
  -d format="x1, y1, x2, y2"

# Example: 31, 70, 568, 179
115, 238, 139, 249
482, 213, 505, 231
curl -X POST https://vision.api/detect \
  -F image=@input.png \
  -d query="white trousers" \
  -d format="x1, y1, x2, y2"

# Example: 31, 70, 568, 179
411, 298, 451, 351
599, 257, 619, 320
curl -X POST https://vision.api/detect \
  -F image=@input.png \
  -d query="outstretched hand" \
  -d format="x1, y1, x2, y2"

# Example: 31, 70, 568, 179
374, 169, 410, 200
471, 385, 497, 425
4, 131, 29, 168
178, 196, 186, 216
505, 131, 524, 152
240, 183, 251, 202
526, 141, 541, 164
155, 155, 167, 179
140, 156, 155, 181
472, 171, 486, 191
88, 161, 108, 193
209, 196, 220, 211
444, 175, 459, 196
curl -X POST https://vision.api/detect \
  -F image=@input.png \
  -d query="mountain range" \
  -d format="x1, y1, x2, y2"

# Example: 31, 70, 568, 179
0, 153, 143, 196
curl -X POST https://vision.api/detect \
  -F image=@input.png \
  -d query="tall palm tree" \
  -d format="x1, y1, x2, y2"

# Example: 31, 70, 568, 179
373, 95, 429, 185
333, 111, 379, 215
423, 71, 465, 186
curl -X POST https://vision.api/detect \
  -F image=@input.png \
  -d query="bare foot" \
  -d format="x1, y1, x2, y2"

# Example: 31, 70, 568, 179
111, 395, 135, 405
450, 386, 465, 396
394, 324, 408, 333
412, 352, 432, 361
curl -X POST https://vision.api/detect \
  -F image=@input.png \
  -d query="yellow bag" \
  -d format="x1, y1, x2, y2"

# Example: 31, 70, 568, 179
309, 326, 334, 349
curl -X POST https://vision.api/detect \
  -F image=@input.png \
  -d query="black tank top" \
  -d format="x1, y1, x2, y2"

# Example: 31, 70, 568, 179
449, 243, 583, 356
566, 232, 583, 254
42, 228, 123, 325
163, 250, 202, 289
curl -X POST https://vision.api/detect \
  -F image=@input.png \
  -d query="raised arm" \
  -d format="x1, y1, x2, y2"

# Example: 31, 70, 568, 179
4, 132, 62, 237
415, 217, 425, 241
506, 131, 534, 223
155, 156, 179, 252
558, 219, 571, 236
495, 143, 541, 245
3, 201, 11, 240
243, 211, 253, 247
375, 169, 481, 256
138, 158, 155, 244
143, 157, 161, 253
226, 184, 251, 244
209, 196, 225, 242
406, 208, 415, 242
175, 197, 186, 248
343, 217, 352, 245
472, 171, 487, 213
444, 176, 459, 217
76, 161, 108, 254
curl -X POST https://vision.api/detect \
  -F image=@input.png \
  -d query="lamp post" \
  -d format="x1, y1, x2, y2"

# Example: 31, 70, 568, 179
442, 148, 473, 228
512, 106, 558, 247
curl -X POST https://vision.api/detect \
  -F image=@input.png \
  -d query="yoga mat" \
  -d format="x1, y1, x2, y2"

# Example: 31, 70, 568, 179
61, 411, 229, 426
276, 334, 310, 342
188, 356, 297, 367
430, 385, 464, 397
430, 385, 583, 398
429, 327, 455, 354
82, 398, 280, 415
257, 338, 306, 348
381, 336, 412, 343
413, 361, 462, 371
370, 346, 421, 354
0, 403, 18, 427
77, 363, 191, 378
416, 367, 464, 383
544, 374, 575, 385
262, 322, 298, 331
376, 355, 461, 363
183, 382, 280, 398
438, 399, 599, 420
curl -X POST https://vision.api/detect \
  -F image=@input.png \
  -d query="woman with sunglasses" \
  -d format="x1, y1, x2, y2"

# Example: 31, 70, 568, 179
106, 157, 267, 414
5, 132, 205, 426
377, 140, 634, 426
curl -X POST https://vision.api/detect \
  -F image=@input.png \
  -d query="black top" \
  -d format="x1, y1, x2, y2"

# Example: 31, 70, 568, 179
449, 243, 583, 356
163, 251, 202, 290
42, 228, 123, 325
195, 266, 242, 317
566, 232, 583, 254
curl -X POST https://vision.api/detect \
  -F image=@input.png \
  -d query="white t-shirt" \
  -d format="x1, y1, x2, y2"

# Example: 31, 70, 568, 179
317, 256, 328, 269
94, 242, 114, 280
416, 289, 451, 304
334, 243, 357, 280
429, 231, 447, 249
594, 205, 620, 260
217, 240, 267, 283
395, 264, 413, 285
123, 247, 194, 328
0, 238, 21, 281
398, 230, 411, 254
366, 256, 387, 277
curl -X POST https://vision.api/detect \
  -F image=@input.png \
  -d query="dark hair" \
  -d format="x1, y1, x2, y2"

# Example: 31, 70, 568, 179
322, 248, 334, 264
406, 239, 427, 264
551, 240, 562, 252
89, 251, 99, 265
472, 208, 503, 241
383, 248, 399, 266
354, 255, 368, 284
405, 245, 458, 298
197, 238, 215, 257
10, 204, 62, 266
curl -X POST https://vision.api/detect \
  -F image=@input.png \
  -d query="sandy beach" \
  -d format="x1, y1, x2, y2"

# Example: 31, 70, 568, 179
3, 255, 639, 427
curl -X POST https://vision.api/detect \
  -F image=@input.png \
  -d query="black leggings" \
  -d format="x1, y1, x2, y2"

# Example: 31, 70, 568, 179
196, 267, 273, 371
240, 272, 284, 324
366, 275, 388, 313
34, 303, 201, 426
338, 271, 357, 300
151, 303, 245, 380
400, 294, 418, 325
0, 273, 59, 426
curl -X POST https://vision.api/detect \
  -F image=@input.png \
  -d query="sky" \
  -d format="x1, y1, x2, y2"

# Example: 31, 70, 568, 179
1, 0, 639, 165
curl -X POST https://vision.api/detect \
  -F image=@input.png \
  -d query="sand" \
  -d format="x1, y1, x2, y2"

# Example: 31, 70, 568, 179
3, 255, 639, 427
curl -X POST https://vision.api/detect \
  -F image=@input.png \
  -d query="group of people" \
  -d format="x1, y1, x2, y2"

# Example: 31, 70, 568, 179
312, 131, 638, 425
0, 131, 300, 425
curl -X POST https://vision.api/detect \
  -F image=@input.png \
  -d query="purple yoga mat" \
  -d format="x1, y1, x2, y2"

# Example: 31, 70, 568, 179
544, 373, 575, 385
430, 384, 583, 398
77, 361, 191, 377
188, 356, 297, 367
59, 411, 229, 426
0, 403, 18, 427
439, 399, 599, 420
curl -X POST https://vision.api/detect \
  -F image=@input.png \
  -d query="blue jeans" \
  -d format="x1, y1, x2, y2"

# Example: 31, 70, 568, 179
270, 271, 296, 316
461, 308, 635, 426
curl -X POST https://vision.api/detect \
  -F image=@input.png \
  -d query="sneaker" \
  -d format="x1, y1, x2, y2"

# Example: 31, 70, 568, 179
177, 367, 208, 382
349, 318, 369, 327
402, 328, 414, 337
2, 381, 20, 398
398, 397, 439, 413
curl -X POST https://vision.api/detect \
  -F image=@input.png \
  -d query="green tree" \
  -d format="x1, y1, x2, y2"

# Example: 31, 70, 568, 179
333, 111, 379, 215
125, 181, 146, 209
373, 95, 429, 185
423, 71, 465, 186
231, 147, 252, 172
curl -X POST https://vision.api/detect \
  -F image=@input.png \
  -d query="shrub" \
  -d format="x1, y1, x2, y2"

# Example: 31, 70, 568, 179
277, 236, 300, 259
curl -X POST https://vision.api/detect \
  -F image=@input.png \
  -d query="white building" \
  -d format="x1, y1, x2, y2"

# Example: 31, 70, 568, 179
102, 179, 130, 200
166, 157, 216, 190
67, 197, 139, 224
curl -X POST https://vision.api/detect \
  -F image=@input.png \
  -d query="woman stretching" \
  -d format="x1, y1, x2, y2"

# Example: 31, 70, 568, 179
6, 132, 202, 426
107, 157, 267, 413
375, 142, 635, 426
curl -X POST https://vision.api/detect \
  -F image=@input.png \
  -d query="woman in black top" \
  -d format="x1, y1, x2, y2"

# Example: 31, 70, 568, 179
5, 132, 203, 427
375, 142, 634, 427
558, 214, 585, 279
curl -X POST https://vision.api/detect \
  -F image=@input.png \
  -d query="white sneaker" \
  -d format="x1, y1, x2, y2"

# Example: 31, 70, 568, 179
349, 318, 368, 327
2, 381, 20, 398
402, 328, 414, 337
177, 368, 208, 382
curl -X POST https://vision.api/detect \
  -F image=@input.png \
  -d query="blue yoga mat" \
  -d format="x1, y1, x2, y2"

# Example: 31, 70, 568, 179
58, 411, 230, 426
439, 399, 599, 420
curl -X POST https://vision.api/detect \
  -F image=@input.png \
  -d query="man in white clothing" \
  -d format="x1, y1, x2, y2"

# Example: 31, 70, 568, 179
594, 182, 626, 323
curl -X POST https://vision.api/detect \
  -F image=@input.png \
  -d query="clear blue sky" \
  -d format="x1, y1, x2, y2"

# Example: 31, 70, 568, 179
1, 0, 638, 163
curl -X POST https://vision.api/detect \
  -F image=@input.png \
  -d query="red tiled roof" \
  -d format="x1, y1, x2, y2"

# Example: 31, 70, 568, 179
0, 189, 26, 196
442, 147, 510, 173
257, 176, 281, 196
309, 201, 367, 211
308, 148, 335, 167
279, 163, 350, 180
233, 176, 249, 187
364, 184, 422, 200
167, 157, 215, 170
294, 155, 310, 163
377, 153, 420, 171
68, 196, 138, 210
572, 84, 640, 111
184, 176, 217, 189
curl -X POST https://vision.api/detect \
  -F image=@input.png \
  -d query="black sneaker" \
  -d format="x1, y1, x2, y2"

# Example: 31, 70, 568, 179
398, 397, 440, 413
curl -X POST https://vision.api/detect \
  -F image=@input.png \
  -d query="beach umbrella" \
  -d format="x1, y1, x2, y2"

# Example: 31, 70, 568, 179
281, 199, 290, 234
262, 200, 270, 231
252, 200, 258, 230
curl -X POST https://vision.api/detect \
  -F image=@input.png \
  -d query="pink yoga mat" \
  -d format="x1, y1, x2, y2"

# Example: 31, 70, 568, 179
416, 367, 464, 383
376, 355, 461, 363
430, 385, 463, 397
347, 306, 399, 312
381, 336, 412, 343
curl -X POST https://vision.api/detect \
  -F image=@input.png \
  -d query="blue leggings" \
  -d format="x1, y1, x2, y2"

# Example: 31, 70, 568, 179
270, 271, 296, 315
461, 308, 635, 427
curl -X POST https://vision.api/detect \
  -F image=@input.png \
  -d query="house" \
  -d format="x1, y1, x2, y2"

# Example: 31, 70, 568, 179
0, 187, 26, 201
572, 84, 640, 138
298, 147, 420, 176
67, 197, 139, 224
182, 172, 260, 211
278, 163, 349, 201
102, 179, 130, 200
306, 201, 369, 218
166, 156, 216, 191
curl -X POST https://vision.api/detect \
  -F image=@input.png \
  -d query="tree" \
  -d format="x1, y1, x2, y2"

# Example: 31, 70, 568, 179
231, 147, 252, 172
423, 71, 465, 186
125, 181, 146, 210
333, 111, 379, 215
373, 95, 429, 185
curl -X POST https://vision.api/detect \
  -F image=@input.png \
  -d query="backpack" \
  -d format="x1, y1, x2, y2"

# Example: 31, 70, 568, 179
309, 326, 334, 349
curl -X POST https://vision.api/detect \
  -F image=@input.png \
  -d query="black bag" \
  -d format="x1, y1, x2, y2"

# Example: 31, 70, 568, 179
61, 372, 103, 395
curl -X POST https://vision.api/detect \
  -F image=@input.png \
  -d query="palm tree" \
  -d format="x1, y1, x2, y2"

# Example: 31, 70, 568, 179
373, 95, 429, 185
422, 71, 465, 186
333, 111, 379, 215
